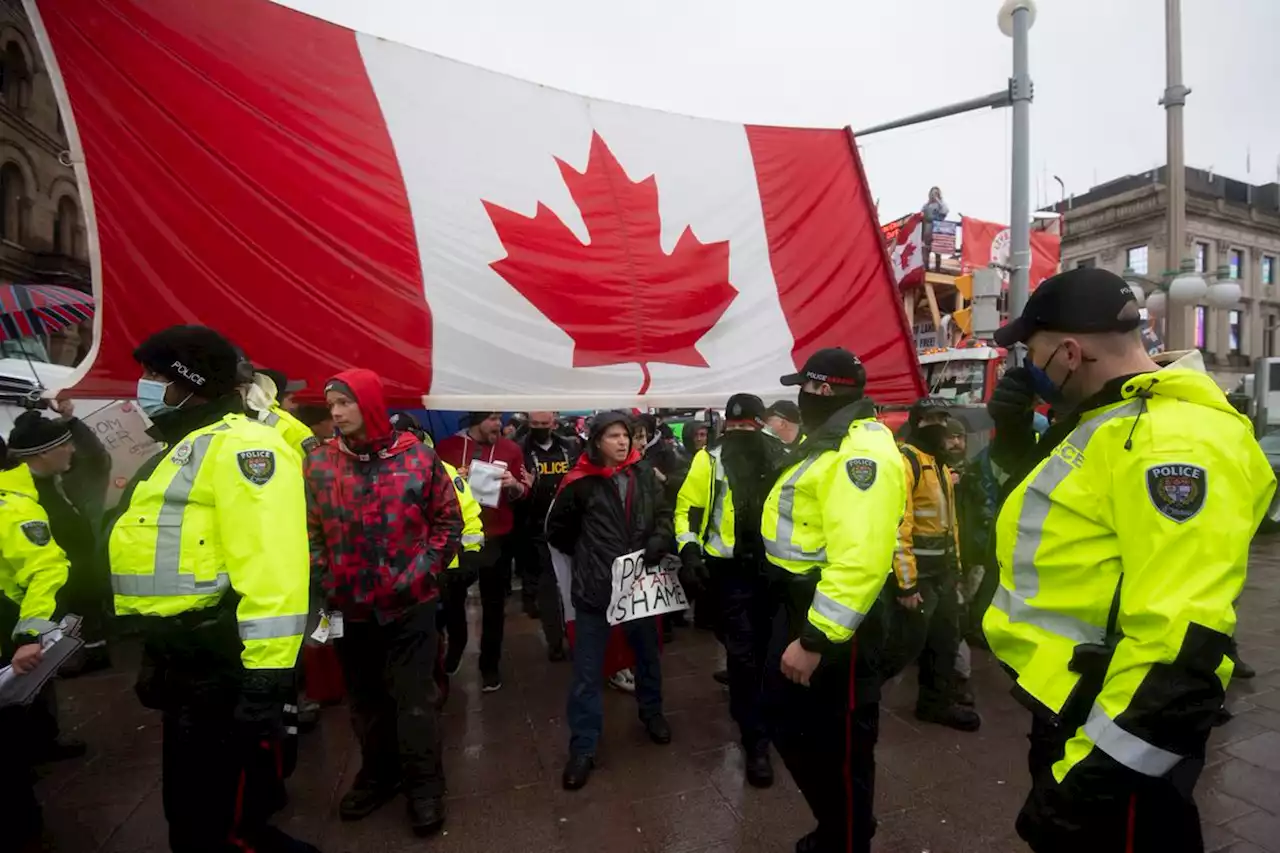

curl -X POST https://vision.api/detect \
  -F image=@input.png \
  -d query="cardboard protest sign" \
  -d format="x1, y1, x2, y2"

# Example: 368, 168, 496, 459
607, 549, 688, 626
79, 401, 162, 509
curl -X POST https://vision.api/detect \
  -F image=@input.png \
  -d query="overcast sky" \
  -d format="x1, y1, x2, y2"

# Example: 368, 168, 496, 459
281, 0, 1280, 226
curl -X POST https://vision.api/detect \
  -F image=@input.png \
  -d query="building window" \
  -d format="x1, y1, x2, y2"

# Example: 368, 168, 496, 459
1194, 306, 1207, 350
1229, 249, 1244, 280
1126, 245, 1149, 276
0, 41, 30, 113
1075, 257, 1096, 270
0, 163, 26, 244
1229, 310, 1242, 355
53, 196, 79, 256
1264, 256, 1276, 287
1195, 242, 1210, 273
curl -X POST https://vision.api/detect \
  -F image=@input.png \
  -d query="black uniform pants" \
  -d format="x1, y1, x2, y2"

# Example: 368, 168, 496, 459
708, 557, 771, 749
442, 536, 508, 674
764, 606, 879, 853
335, 603, 445, 800
914, 571, 961, 711
139, 611, 291, 853
1018, 714, 1205, 853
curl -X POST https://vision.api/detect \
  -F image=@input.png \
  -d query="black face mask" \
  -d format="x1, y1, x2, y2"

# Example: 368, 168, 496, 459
797, 390, 848, 430
912, 423, 948, 456
530, 427, 552, 444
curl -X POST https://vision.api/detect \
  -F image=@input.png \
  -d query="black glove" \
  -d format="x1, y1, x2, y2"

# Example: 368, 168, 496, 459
234, 669, 290, 740
986, 366, 1037, 425
678, 542, 709, 596
642, 534, 670, 567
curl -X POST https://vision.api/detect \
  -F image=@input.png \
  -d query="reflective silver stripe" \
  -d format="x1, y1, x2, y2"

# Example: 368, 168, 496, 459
811, 589, 865, 630
113, 572, 230, 596
1082, 703, 1181, 777
676, 532, 700, 546
461, 533, 485, 546
13, 617, 57, 635
913, 509, 939, 518
913, 547, 946, 556
1000, 401, 1144, 643
239, 614, 307, 641
263, 412, 281, 427
285, 726, 298, 735
705, 468, 732, 557
864, 422, 886, 432
765, 456, 827, 563
283, 704, 298, 714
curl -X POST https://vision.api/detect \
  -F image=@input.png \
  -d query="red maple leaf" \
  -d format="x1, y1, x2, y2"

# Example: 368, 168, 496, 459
483, 132, 737, 394
899, 241, 917, 270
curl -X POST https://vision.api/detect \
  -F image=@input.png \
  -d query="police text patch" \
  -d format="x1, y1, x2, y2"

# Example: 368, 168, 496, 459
846, 458, 877, 491
1146, 463, 1206, 523
237, 450, 277, 486
21, 520, 52, 547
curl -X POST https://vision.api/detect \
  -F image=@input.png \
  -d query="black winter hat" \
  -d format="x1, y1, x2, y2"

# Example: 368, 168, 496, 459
8, 410, 73, 458
724, 393, 766, 425
134, 325, 242, 398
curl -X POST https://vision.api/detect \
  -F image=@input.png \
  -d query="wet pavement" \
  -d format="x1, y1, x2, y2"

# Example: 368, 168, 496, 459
30, 538, 1280, 853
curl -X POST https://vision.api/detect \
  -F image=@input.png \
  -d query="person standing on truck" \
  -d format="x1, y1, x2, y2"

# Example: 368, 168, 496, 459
982, 268, 1276, 851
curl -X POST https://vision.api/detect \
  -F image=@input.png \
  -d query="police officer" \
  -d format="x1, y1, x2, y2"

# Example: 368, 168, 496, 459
676, 393, 786, 788
0, 433, 71, 847
982, 269, 1276, 852
240, 361, 319, 459
108, 325, 318, 853
894, 398, 980, 731
761, 348, 906, 853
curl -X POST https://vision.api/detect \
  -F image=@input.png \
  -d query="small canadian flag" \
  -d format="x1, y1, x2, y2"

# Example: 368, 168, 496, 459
891, 213, 926, 289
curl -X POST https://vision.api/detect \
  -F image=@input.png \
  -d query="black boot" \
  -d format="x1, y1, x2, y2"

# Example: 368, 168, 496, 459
562, 754, 594, 790
745, 742, 774, 788
408, 796, 446, 837
954, 678, 976, 707
1233, 657, 1257, 679
916, 704, 981, 733
712, 669, 730, 686
339, 778, 399, 821
644, 714, 672, 745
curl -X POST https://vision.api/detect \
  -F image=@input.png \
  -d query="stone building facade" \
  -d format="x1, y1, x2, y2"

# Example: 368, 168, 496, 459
1057, 166, 1280, 388
0, 0, 90, 364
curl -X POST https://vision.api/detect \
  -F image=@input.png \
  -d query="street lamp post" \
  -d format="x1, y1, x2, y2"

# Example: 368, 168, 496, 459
1162, 0, 1192, 348
1000, 0, 1036, 326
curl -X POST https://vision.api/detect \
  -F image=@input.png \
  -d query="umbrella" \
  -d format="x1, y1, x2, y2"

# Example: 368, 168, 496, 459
0, 283, 95, 343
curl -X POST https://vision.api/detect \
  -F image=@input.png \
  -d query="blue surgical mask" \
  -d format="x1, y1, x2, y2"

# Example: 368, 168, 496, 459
1026, 346, 1068, 405
137, 378, 177, 417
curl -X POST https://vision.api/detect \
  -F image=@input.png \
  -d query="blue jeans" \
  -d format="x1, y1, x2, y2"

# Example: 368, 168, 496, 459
567, 611, 663, 757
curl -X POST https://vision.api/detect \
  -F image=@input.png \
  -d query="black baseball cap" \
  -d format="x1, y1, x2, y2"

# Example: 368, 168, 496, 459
765, 400, 801, 423
780, 347, 867, 388
994, 268, 1143, 347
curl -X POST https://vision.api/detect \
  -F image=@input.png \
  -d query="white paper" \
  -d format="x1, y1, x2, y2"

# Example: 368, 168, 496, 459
310, 611, 331, 644
606, 549, 689, 626
329, 611, 345, 639
468, 459, 507, 509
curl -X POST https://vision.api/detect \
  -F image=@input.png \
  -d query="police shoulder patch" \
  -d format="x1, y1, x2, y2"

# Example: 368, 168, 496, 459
454, 475, 466, 494
846, 457, 877, 491
1146, 463, 1207, 523
21, 520, 52, 547
237, 449, 277, 486
301, 436, 321, 454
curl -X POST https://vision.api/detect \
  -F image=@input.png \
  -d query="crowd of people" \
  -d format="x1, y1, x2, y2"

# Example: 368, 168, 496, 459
0, 268, 1274, 853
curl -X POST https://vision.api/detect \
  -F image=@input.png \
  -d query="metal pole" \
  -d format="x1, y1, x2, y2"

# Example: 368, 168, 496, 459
852, 90, 1011, 138
1163, 0, 1190, 349
1007, 4, 1034, 324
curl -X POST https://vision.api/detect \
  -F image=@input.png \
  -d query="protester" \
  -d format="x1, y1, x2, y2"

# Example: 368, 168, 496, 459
676, 393, 785, 787
546, 411, 674, 790
764, 400, 802, 446
894, 399, 980, 732
984, 268, 1276, 851
437, 412, 530, 691
295, 404, 335, 442
8, 404, 112, 677
305, 370, 461, 837
761, 348, 906, 853
108, 325, 317, 853
518, 411, 578, 660
0, 431, 73, 849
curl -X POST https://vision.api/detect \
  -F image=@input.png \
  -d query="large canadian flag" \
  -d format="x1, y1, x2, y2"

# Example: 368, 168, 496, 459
29, 0, 924, 408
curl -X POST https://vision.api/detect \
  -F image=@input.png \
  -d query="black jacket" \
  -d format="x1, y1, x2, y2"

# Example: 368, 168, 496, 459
520, 433, 580, 525
545, 460, 674, 614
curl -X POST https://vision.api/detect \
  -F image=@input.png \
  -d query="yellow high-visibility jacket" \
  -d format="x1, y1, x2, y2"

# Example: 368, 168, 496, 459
442, 460, 484, 568
110, 413, 310, 671
258, 404, 319, 459
895, 443, 960, 593
674, 447, 734, 558
0, 464, 69, 640
984, 357, 1276, 786
762, 409, 906, 645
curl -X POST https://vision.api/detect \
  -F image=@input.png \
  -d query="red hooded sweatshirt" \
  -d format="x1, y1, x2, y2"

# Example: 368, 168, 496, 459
303, 369, 463, 623
436, 423, 528, 537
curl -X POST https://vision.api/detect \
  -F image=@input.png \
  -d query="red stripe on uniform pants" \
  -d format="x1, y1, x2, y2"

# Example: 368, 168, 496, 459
34, 0, 430, 404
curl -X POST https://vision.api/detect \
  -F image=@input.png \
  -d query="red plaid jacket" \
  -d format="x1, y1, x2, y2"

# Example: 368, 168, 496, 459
304, 432, 462, 624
